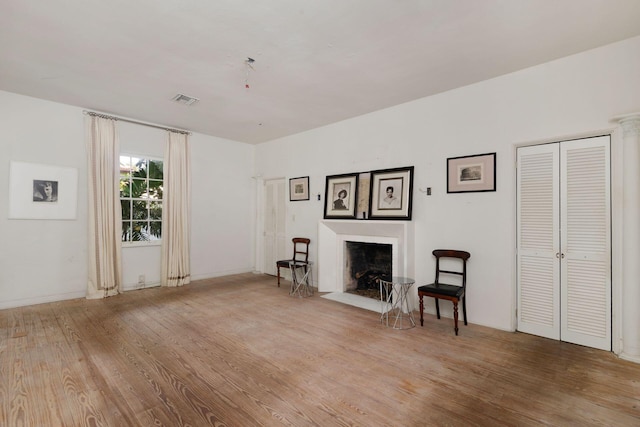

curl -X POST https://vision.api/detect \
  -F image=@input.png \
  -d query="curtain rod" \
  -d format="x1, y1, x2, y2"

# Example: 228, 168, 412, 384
83, 110, 191, 135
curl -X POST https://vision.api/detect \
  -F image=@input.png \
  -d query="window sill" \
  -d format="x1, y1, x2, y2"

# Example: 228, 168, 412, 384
122, 241, 162, 248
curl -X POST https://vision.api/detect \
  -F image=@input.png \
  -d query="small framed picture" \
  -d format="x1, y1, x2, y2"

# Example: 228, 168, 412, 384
9, 161, 78, 220
447, 152, 496, 193
324, 173, 359, 219
289, 176, 310, 201
369, 166, 414, 220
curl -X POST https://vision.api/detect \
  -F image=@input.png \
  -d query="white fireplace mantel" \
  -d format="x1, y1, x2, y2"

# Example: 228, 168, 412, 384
317, 219, 415, 293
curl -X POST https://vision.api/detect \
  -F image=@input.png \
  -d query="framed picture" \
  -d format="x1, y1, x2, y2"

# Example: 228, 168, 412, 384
324, 173, 359, 219
289, 176, 309, 201
9, 161, 78, 220
447, 152, 496, 193
369, 166, 414, 220
356, 172, 371, 219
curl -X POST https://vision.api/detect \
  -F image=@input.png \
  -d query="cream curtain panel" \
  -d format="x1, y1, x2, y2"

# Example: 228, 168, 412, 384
86, 115, 123, 298
161, 131, 191, 287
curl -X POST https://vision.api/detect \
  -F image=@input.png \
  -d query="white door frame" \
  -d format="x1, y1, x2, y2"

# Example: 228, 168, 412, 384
254, 177, 265, 273
260, 178, 286, 276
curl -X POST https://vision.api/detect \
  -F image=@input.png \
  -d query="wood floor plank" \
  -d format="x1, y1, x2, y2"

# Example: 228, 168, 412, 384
1, 273, 639, 426
18, 305, 65, 426
51, 306, 116, 426
69, 302, 201, 426
128, 291, 323, 425
0, 305, 9, 426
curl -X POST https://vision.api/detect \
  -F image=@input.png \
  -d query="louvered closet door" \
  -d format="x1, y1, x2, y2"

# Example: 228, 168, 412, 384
517, 136, 611, 351
517, 143, 560, 340
560, 136, 610, 350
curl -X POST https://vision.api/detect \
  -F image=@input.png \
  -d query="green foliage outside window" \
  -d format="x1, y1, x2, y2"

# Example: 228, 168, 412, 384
120, 156, 163, 242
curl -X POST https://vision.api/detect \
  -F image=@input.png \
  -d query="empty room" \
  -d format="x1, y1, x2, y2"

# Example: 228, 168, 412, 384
1, 1, 640, 425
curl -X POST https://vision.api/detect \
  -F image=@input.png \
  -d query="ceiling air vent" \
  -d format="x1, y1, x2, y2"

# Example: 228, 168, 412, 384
171, 93, 200, 106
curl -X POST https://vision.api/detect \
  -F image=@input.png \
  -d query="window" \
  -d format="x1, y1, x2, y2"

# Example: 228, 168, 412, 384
120, 155, 163, 243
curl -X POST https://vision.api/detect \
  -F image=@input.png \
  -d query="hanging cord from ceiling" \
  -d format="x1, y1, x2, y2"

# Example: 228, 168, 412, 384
245, 57, 255, 89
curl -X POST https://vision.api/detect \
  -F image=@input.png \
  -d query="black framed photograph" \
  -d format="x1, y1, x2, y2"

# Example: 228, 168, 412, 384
447, 152, 496, 193
289, 176, 309, 201
324, 173, 359, 219
369, 166, 414, 220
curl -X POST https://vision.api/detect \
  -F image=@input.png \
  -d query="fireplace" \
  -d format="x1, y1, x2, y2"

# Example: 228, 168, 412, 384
344, 241, 392, 300
317, 220, 415, 301
317, 220, 416, 311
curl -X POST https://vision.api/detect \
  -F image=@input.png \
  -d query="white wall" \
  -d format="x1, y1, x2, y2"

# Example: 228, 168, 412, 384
0, 91, 255, 309
255, 35, 640, 331
118, 123, 255, 288
190, 132, 255, 280
0, 91, 87, 308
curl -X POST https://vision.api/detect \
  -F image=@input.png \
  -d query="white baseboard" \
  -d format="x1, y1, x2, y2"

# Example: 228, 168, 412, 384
122, 282, 160, 292
190, 268, 254, 281
618, 352, 640, 364
0, 291, 86, 310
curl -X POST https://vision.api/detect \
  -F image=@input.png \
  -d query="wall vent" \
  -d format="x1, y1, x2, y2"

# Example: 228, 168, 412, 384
171, 93, 200, 106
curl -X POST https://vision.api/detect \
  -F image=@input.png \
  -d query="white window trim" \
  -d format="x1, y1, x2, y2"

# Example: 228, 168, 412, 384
120, 154, 164, 246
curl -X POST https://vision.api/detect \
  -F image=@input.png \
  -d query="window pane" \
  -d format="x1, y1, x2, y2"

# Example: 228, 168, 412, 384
149, 221, 162, 240
121, 199, 131, 219
122, 221, 132, 242
132, 200, 148, 220
148, 160, 163, 180
148, 180, 163, 200
132, 222, 149, 241
149, 201, 162, 220
120, 155, 133, 172
131, 178, 146, 198
133, 158, 147, 178
119, 179, 131, 198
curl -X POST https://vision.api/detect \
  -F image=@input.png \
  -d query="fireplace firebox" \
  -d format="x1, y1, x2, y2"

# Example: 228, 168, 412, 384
344, 241, 392, 300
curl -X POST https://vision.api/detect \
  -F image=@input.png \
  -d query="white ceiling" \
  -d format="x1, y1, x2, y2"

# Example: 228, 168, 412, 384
2, 1, 640, 144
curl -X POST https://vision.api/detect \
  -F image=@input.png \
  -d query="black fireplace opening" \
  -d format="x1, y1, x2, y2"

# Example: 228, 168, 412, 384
344, 241, 392, 300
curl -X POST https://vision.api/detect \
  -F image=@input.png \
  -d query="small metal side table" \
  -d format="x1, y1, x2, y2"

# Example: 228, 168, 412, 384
379, 276, 416, 329
289, 261, 313, 297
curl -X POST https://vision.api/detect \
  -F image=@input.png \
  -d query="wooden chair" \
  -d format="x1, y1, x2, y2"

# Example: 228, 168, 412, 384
418, 249, 470, 335
276, 237, 310, 287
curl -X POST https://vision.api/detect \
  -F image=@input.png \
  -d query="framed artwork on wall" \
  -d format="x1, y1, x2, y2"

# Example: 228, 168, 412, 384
8, 161, 78, 220
324, 173, 359, 219
356, 172, 371, 219
289, 176, 309, 201
447, 152, 496, 193
368, 166, 414, 220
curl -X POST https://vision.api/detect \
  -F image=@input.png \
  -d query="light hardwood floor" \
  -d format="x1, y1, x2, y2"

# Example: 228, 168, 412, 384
1, 273, 639, 426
